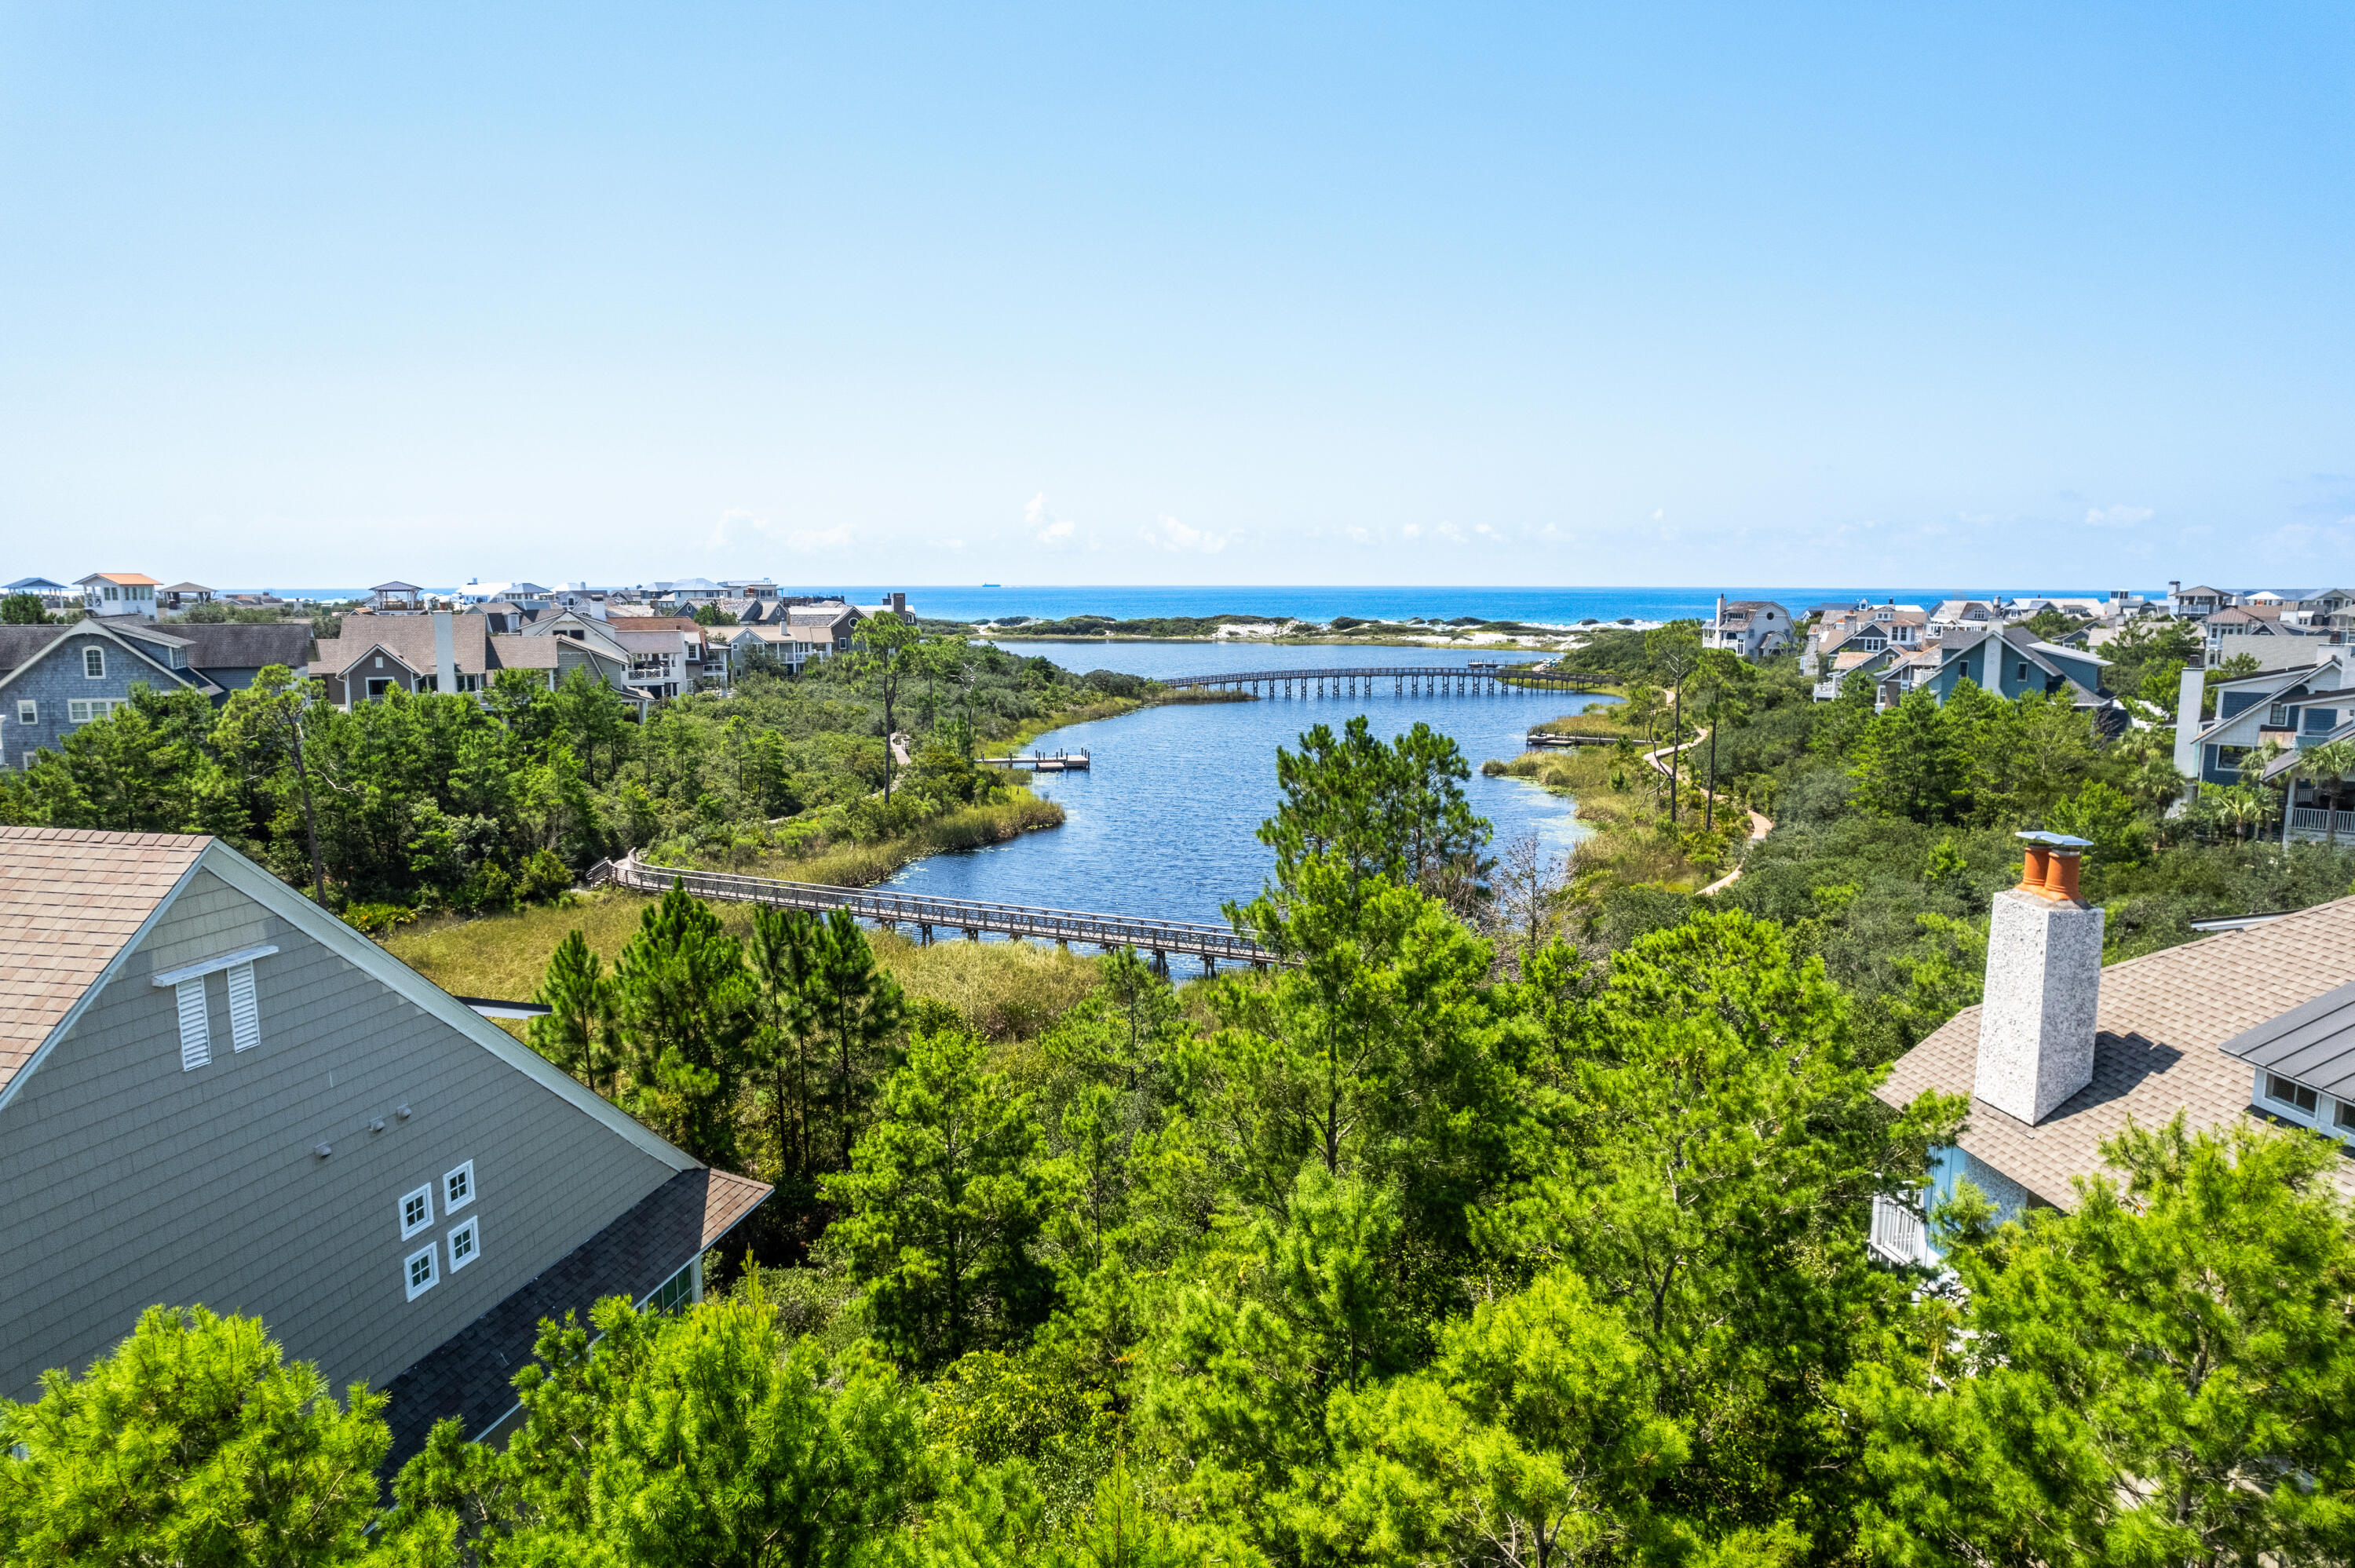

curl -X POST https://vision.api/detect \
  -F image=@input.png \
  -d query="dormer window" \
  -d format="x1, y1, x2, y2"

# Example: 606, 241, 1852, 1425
2266, 1073, 2319, 1116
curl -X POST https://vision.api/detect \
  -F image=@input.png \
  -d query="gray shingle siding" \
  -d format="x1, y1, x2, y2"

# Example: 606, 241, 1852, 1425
0, 632, 198, 770
0, 868, 681, 1403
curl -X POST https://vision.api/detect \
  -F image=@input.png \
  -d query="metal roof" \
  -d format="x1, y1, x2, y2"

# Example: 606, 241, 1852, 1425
2217, 979, 2355, 1099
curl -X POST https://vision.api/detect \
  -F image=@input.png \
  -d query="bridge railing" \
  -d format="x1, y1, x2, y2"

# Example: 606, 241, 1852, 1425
1159, 664, 1597, 691
610, 855, 1273, 962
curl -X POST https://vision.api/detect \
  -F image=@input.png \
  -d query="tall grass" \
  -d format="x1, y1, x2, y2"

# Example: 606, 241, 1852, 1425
383, 888, 1105, 1041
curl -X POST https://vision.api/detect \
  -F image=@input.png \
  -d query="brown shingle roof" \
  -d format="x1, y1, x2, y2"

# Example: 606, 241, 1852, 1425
1876, 895, 2355, 1208
0, 827, 209, 1099
702, 1167, 772, 1247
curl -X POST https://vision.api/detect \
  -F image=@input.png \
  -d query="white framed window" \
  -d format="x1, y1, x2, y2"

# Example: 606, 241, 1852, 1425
374, 655, 385, 669
447, 1216, 480, 1272
174, 978, 210, 1071
403, 1245, 439, 1300
2266, 1073, 2319, 1117
83, 646, 105, 678
67, 698, 125, 724
2334, 1100, 2355, 1138
225, 962, 261, 1052
16, 700, 34, 724
444, 1160, 476, 1212
399, 1184, 434, 1238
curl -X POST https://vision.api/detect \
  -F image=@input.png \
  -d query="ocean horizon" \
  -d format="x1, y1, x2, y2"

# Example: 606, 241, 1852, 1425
254, 583, 2159, 626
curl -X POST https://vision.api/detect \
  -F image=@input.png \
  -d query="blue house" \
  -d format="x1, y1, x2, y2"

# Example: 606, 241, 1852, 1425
2173, 651, 2355, 793
1910, 625, 2111, 706
0, 622, 211, 770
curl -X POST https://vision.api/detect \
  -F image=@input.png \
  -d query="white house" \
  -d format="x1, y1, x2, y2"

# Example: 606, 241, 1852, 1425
1705, 596, 1792, 660
76, 573, 161, 621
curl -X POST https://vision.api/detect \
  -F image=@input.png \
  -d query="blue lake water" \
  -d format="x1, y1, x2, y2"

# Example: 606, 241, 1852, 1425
885, 642, 1616, 926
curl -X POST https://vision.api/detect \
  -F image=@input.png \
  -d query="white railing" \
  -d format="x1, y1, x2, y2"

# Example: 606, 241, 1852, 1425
2286, 808, 2355, 841
1868, 1193, 1933, 1267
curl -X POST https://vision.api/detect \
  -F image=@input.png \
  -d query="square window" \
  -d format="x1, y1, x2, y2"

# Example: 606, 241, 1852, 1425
404, 1245, 438, 1300
400, 1184, 433, 1238
444, 1160, 475, 1212
447, 1216, 480, 1271
2336, 1101, 2355, 1132
2268, 1074, 2319, 1114
83, 647, 104, 678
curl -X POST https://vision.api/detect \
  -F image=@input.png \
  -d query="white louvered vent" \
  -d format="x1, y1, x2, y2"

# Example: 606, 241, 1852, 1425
225, 963, 261, 1052
175, 979, 211, 1071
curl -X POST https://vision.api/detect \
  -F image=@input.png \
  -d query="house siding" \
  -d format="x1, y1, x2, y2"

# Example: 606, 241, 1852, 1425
0, 633, 196, 770
0, 867, 680, 1402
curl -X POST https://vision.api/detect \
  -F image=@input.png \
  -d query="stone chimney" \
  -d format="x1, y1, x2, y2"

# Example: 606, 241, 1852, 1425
1973, 833, 2104, 1125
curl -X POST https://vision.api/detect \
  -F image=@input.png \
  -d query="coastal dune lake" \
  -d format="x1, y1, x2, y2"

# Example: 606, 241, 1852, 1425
885, 641, 1617, 926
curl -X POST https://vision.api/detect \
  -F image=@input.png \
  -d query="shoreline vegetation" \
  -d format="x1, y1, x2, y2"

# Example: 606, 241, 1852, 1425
963, 610, 1640, 652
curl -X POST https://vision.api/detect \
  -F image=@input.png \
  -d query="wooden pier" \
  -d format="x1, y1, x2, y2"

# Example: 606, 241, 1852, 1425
1160, 662, 1600, 698
588, 854, 1270, 971
978, 749, 1090, 771
1522, 731, 1615, 749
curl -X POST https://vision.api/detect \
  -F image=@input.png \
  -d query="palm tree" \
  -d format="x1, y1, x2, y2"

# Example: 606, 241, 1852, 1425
2283, 736, 2355, 845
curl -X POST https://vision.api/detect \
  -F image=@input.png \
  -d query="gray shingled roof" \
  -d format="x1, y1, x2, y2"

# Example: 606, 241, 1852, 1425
378, 1165, 770, 1469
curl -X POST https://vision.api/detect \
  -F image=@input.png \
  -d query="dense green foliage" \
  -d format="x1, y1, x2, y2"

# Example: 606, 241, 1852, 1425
16, 626, 2355, 1565
1546, 629, 2355, 1066
0, 631, 1140, 912
27, 841, 2355, 1562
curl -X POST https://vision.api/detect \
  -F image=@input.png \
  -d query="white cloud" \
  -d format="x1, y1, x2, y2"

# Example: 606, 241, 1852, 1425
1343, 525, 1372, 545
1435, 520, 1468, 545
706, 508, 851, 554
1401, 523, 1421, 539
2084, 504, 2154, 529
1024, 492, 1076, 546
783, 523, 853, 553
1137, 514, 1229, 553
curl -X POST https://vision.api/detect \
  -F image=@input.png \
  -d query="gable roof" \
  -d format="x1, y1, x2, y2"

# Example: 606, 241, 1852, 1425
76, 572, 161, 587
0, 827, 210, 1102
0, 830, 700, 1174
0, 621, 206, 698
1876, 895, 2355, 1209
4, 577, 69, 593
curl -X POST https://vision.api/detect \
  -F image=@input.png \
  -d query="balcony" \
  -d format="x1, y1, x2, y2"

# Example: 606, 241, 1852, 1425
2286, 808, 2355, 843
1868, 1193, 1935, 1267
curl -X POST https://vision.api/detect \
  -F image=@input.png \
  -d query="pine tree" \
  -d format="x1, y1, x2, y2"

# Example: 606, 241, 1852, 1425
0, 1306, 388, 1567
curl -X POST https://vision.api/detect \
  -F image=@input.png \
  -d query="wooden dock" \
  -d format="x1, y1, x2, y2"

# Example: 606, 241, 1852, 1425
1522, 731, 1616, 749
587, 854, 1271, 970
978, 749, 1090, 771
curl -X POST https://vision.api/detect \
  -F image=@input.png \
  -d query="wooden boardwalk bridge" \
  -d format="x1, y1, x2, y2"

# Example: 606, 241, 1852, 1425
1161, 662, 1601, 698
589, 854, 1270, 971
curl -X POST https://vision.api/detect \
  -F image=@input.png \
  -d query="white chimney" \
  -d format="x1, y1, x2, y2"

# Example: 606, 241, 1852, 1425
1973, 833, 2103, 1125
2172, 665, 2206, 785
433, 610, 458, 695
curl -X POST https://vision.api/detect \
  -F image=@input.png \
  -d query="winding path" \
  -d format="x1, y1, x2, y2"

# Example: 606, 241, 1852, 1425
1634, 727, 1774, 895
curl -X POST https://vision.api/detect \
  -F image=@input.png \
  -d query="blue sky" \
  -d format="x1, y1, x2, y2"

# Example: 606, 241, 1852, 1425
2, 3, 2349, 590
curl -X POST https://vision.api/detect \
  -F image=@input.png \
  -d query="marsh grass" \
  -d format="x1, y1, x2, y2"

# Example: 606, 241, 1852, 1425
383, 887, 1105, 1041
1488, 746, 1724, 892
732, 793, 1068, 886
